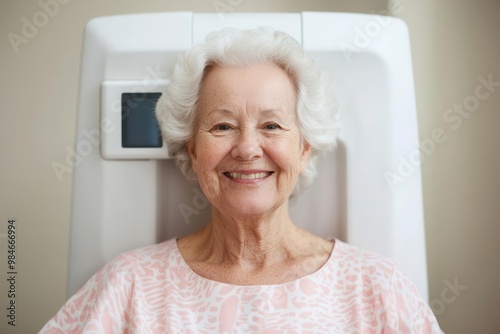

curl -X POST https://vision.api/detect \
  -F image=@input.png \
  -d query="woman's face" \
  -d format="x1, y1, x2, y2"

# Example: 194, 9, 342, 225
188, 63, 311, 217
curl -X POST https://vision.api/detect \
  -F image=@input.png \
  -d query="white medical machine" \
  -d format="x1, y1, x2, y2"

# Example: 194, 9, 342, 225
68, 12, 428, 301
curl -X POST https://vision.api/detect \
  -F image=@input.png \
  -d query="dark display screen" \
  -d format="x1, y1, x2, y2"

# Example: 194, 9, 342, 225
121, 92, 162, 148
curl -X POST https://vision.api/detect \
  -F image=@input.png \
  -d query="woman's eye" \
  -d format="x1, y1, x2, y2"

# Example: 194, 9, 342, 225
264, 123, 280, 130
214, 124, 231, 131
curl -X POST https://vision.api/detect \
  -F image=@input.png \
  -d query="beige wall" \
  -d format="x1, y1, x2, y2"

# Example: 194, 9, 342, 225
0, 0, 498, 333
397, 1, 500, 333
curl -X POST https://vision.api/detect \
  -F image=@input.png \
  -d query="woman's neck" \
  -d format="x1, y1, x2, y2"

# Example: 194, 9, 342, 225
176, 203, 334, 285
215, 210, 294, 266
190, 204, 303, 270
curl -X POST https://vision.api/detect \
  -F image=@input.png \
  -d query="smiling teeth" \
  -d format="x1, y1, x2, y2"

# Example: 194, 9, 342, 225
228, 172, 270, 180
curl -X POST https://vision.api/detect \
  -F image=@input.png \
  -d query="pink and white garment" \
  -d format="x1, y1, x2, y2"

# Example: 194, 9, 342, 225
40, 238, 443, 333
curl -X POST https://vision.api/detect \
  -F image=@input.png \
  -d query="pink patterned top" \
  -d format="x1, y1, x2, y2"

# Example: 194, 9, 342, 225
40, 238, 443, 333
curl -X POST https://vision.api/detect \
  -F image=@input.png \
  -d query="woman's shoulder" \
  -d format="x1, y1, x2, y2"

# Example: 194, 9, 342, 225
326, 240, 443, 332
109, 237, 181, 274
68, 238, 181, 292
332, 239, 397, 266
117, 237, 178, 260
39, 239, 183, 333
329, 239, 399, 286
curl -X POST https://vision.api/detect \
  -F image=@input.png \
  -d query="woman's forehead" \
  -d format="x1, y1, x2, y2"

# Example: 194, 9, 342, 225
203, 63, 294, 88
199, 64, 297, 110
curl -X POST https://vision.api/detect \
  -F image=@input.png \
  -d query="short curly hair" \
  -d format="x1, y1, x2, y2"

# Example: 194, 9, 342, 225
156, 27, 338, 195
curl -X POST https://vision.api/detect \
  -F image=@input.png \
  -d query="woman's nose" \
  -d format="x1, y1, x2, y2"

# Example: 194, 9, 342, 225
231, 129, 263, 161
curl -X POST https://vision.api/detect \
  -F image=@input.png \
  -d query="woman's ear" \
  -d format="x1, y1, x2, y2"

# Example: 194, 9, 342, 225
187, 138, 198, 173
299, 140, 312, 173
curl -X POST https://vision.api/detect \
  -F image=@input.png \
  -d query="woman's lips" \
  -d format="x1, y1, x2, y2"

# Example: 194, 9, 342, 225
223, 171, 274, 180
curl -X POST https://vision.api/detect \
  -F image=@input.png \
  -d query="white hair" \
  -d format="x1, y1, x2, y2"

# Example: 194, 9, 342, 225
156, 27, 338, 195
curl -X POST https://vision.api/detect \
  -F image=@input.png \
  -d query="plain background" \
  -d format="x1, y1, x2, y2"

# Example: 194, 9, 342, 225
1, 0, 499, 333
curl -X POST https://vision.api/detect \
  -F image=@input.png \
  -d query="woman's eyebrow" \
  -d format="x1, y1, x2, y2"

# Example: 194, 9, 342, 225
261, 108, 284, 115
207, 109, 235, 118
204, 108, 293, 125
260, 109, 295, 122
207, 108, 287, 117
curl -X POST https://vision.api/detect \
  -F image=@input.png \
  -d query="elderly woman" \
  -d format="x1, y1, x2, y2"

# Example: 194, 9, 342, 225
41, 28, 442, 333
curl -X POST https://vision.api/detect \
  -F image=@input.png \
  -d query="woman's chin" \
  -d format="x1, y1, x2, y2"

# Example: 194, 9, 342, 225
214, 193, 285, 218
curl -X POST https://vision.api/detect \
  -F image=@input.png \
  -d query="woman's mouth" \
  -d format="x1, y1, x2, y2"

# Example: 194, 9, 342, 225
223, 171, 273, 180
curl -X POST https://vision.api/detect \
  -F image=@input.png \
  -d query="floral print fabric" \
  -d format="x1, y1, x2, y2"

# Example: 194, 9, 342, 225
40, 238, 443, 333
